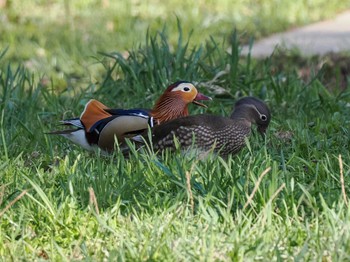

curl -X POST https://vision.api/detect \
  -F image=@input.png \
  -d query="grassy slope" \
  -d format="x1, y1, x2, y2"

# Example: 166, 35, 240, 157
1, 0, 349, 89
1, 0, 350, 260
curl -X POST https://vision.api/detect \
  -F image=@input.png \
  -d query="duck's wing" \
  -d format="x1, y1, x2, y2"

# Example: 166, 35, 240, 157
90, 110, 153, 152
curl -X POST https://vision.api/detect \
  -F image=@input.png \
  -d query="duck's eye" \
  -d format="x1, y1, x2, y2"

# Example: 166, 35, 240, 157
183, 87, 191, 92
260, 114, 267, 121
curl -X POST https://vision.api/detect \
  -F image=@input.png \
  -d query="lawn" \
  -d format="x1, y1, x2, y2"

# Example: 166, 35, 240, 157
1, 0, 350, 260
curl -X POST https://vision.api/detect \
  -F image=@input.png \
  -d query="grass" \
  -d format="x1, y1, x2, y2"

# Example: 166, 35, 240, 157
1, 0, 349, 90
1, 0, 350, 260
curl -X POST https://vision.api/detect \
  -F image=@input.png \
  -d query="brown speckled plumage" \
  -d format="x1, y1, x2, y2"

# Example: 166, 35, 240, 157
149, 97, 271, 157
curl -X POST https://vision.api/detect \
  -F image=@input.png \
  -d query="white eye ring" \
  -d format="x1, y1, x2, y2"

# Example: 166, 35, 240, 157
260, 114, 267, 121
183, 87, 191, 92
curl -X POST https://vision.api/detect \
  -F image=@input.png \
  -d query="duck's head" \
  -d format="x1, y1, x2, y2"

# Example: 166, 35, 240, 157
151, 81, 211, 124
231, 96, 271, 134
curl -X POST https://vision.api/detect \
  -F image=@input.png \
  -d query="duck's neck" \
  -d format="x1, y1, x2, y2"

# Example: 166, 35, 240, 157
230, 105, 257, 123
151, 95, 188, 124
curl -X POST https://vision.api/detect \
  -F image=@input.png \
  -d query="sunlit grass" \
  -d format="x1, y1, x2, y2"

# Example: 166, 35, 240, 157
1, 1, 350, 260
1, 27, 350, 259
1, 0, 349, 90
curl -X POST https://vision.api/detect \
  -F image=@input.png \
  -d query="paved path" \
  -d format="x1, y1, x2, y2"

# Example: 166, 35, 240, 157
241, 10, 350, 57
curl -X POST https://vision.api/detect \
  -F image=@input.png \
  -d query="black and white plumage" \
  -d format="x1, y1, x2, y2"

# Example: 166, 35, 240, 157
48, 81, 211, 153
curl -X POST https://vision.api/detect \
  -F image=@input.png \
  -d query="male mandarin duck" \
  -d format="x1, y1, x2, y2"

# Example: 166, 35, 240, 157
49, 81, 211, 152
134, 97, 271, 158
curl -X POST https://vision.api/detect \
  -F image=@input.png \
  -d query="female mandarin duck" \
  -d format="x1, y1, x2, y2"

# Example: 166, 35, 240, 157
49, 81, 211, 152
134, 97, 271, 158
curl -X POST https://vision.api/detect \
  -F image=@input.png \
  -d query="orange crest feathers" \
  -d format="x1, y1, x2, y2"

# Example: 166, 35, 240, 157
80, 99, 111, 132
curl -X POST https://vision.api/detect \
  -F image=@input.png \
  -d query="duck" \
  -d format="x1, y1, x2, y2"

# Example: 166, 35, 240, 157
133, 96, 271, 158
48, 81, 211, 152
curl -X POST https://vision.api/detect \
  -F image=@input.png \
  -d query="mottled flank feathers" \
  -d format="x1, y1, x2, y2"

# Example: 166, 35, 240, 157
146, 96, 271, 158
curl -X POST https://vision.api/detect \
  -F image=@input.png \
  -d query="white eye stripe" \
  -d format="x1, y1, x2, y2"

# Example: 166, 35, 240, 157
250, 105, 268, 121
